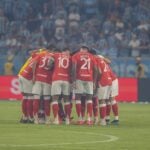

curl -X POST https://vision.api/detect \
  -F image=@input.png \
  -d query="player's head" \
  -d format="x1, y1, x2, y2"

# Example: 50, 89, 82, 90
39, 48, 47, 52
47, 44, 55, 52
89, 48, 97, 55
97, 55, 111, 64
62, 47, 71, 54
80, 45, 90, 52
29, 49, 39, 58
54, 48, 61, 53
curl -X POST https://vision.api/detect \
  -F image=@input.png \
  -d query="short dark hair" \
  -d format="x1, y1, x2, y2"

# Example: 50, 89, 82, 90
89, 49, 97, 55
47, 44, 55, 51
80, 45, 90, 51
62, 47, 71, 52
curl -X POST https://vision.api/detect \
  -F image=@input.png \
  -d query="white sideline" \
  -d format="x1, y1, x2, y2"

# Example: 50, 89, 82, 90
0, 132, 119, 147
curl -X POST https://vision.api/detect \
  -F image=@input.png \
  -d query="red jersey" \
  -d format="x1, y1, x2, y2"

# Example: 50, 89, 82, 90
108, 65, 117, 81
52, 52, 71, 82
19, 56, 38, 80
96, 56, 112, 86
35, 52, 54, 84
72, 51, 96, 81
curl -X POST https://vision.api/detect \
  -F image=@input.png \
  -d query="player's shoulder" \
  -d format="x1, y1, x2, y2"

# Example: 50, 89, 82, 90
54, 52, 61, 57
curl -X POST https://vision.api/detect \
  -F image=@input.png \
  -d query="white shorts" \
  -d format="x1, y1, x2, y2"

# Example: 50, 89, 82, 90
51, 80, 70, 96
110, 79, 119, 97
96, 85, 112, 100
19, 76, 33, 94
32, 81, 51, 96
75, 80, 93, 95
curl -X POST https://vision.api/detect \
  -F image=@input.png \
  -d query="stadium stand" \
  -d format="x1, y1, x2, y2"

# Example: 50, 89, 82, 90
0, 0, 149, 76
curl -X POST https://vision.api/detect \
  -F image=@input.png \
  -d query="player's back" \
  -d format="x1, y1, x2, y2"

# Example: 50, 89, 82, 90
52, 52, 71, 81
96, 56, 112, 86
35, 52, 53, 82
72, 51, 96, 81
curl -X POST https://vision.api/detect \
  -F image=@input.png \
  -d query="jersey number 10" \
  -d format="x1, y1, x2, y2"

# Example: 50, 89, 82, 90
58, 57, 69, 69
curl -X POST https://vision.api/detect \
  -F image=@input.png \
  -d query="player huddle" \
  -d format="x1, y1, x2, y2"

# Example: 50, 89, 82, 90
18, 45, 119, 126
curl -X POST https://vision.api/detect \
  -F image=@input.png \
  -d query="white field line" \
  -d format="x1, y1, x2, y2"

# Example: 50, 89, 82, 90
0, 131, 119, 147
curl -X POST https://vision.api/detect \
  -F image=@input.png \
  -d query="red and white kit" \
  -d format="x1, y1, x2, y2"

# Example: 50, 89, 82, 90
72, 51, 97, 95
32, 52, 53, 96
96, 56, 112, 100
51, 52, 71, 96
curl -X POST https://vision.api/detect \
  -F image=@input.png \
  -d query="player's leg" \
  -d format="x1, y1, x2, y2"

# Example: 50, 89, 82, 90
85, 81, 94, 125
105, 99, 111, 124
81, 96, 86, 122
97, 86, 107, 126
63, 95, 71, 125
110, 79, 119, 125
20, 94, 28, 123
110, 96, 119, 125
51, 81, 62, 124
32, 81, 42, 124
86, 94, 93, 125
26, 94, 34, 123
43, 83, 51, 124
58, 95, 66, 122
92, 96, 99, 124
74, 80, 84, 125
62, 81, 72, 125
19, 76, 31, 123
43, 96, 51, 124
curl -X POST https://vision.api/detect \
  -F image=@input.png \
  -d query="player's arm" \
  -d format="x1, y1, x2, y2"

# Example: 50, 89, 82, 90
47, 56, 55, 70
98, 55, 111, 64
96, 64, 102, 88
93, 64, 98, 90
32, 56, 39, 83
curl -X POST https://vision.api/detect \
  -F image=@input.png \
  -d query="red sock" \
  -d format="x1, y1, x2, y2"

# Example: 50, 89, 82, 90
112, 100, 118, 117
27, 100, 33, 118
106, 104, 111, 117
99, 104, 106, 119
75, 100, 81, 118
22, 97, 28, 117
33, 100, 39, 116
87, 100, 93, 119
44, 100, 50, 116
64, 103, 71, 119
92, 97, 98, 118
52, 102, 59, 118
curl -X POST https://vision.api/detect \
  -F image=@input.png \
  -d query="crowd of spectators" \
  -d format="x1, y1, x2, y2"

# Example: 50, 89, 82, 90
0, 0, 149, 59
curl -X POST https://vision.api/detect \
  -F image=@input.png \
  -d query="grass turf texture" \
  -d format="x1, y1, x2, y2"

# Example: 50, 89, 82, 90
0, 101, 150, 150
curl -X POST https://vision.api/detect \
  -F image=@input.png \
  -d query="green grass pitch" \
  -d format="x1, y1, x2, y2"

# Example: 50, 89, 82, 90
0, 101, 150, 150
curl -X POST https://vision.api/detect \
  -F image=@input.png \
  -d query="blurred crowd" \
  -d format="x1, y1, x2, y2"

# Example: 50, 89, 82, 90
0, 0, 149, 59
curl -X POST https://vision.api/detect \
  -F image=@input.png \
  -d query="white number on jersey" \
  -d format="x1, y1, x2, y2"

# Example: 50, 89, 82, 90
58, 57, 69, 69
39, 56, 50, 70
80, 57, 90, 70
103, 61, 110, 72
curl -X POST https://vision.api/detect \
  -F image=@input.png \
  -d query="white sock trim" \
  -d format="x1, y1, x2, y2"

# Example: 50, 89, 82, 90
86, 100, 93, 104
65, 102, 70, 105
99, 104, 106, 107
43, 96, 50, 100
76, 100, 81, 104
34, 95, 40, 99
111, 100, 117, 105
51, 101, 58, 105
